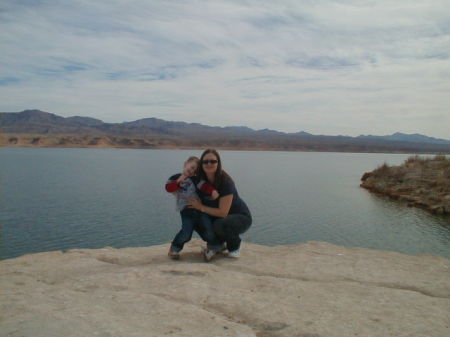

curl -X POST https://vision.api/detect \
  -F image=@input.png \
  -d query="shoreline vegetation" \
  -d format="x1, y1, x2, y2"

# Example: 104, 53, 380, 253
361, 155, 450, 215
2, 133, 450, 154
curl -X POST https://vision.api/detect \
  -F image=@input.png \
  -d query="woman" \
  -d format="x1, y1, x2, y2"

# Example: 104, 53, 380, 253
188, 149, 252, 261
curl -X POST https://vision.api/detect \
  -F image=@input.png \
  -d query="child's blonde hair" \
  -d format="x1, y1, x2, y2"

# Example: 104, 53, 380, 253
185, 156, 200, 165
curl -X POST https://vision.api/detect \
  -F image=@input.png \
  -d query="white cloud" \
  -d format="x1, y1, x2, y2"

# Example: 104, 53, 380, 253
1, 0, 449, 138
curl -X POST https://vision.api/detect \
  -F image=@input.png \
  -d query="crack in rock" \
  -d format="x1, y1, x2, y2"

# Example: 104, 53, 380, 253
225, 266, 449, 299
161, 270, 206, 277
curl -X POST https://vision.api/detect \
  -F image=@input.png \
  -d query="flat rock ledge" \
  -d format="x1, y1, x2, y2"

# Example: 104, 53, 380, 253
1, 240, 449, 337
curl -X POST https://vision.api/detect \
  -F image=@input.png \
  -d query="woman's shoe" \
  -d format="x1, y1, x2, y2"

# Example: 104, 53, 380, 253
228, 248, 240, 258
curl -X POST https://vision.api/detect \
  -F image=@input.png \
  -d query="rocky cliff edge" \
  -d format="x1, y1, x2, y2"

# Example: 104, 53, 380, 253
1, 239, 449, 337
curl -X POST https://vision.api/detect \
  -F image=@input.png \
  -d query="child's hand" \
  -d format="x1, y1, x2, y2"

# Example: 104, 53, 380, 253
211, 190, 220, 200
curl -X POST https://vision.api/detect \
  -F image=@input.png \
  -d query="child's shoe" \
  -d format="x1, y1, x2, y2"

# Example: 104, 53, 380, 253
168, 249, 180, 260
228, 248, 240, 258
202, 247, 217, 262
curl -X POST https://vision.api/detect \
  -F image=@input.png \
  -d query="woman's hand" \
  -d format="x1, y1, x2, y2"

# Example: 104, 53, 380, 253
187, 197, 203, 211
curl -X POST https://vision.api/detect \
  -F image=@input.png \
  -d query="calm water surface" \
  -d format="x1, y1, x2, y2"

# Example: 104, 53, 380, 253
1, 147, 449, 260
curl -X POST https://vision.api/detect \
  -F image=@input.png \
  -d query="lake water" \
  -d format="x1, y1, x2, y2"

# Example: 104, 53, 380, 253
1, 147, 449, 260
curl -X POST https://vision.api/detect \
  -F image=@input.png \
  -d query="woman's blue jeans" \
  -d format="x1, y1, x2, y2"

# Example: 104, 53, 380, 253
204, 213, 252, 252
170, 208, 221, 252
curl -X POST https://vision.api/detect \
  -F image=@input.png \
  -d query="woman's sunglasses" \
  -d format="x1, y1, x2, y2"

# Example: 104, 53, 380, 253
202, 159, 218, 165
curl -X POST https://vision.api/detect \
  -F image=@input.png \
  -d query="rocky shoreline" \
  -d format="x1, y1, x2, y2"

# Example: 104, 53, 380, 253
1, 239, 449, 337
361, 155, 450, 215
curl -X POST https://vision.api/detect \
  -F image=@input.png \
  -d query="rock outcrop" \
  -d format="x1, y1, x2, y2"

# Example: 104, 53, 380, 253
1, 239, 449, 337
361, 155, 450, 214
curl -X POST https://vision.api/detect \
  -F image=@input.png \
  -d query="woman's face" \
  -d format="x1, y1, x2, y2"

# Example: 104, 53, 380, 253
202, 152, 219, 175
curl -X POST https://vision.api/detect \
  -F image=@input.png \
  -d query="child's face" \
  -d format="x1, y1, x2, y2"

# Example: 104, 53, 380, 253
183, 161, 198, 177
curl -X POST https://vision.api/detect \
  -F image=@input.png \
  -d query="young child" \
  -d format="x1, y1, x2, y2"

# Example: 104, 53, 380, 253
165, 156, 219, 259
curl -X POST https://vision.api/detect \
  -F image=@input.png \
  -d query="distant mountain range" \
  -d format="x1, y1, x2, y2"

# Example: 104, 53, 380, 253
1, 109, 449, 153
356, 132, 450, 145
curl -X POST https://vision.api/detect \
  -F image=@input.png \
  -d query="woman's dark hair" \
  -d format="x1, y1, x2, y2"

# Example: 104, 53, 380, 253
197, 149, 230, 188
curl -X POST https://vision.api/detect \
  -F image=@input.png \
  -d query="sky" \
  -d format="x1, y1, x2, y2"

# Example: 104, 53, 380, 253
1, 0, 449, 138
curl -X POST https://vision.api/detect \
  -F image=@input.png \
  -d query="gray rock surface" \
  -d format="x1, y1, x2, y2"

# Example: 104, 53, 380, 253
1, 239, 449, 337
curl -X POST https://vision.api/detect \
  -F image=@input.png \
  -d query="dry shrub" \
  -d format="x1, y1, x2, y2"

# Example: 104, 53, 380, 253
405, 155, 421, 164
444, 168, 450, 179
405, 154, 448, 165
434, 154, 447, 161
373, 163, 390, 176
390, 167, 407, 182
361, 171, 372, 181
